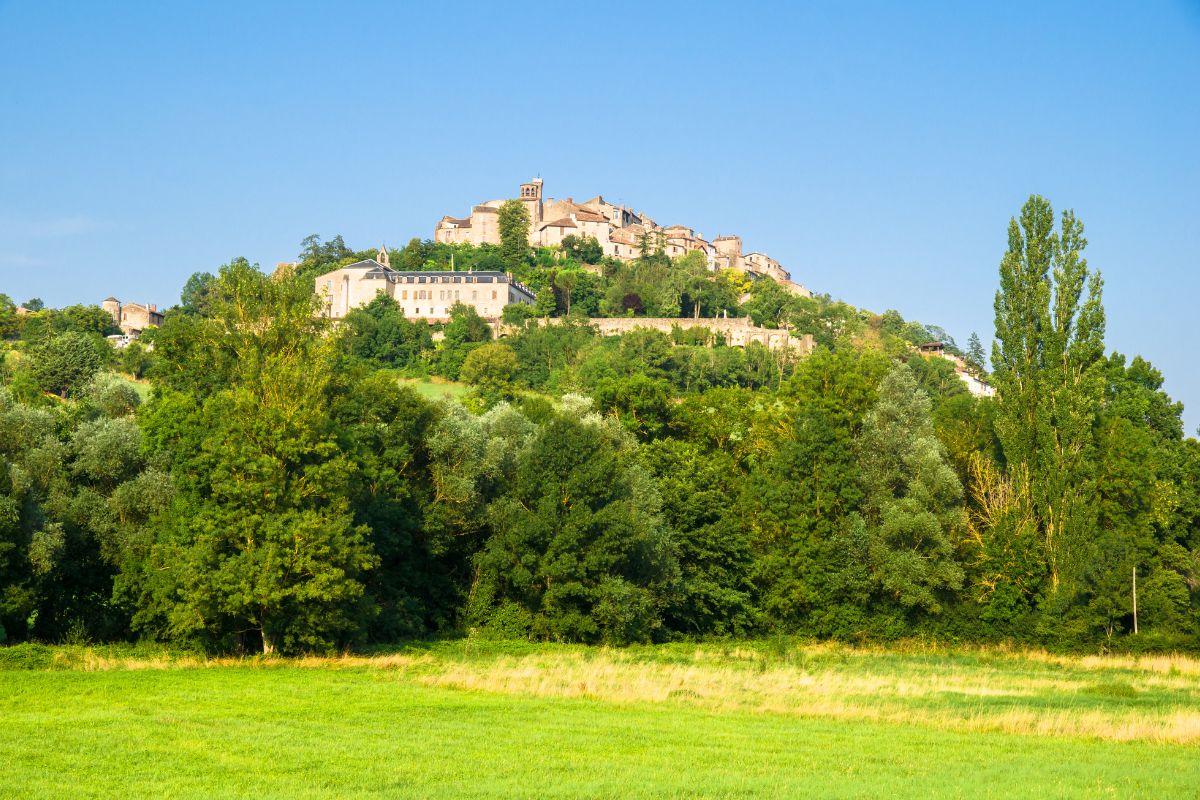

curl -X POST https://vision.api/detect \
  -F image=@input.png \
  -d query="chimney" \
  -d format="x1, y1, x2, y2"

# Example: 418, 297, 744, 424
149, 304, 156, 313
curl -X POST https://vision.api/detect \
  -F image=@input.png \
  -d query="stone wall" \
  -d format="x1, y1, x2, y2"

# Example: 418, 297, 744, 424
497, 316, 815, 354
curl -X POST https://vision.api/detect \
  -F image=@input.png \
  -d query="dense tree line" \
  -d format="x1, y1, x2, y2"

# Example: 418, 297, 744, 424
0, 195, 1196, 653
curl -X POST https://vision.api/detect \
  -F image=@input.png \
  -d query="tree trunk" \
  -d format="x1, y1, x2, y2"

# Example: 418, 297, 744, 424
1132, 566, 1138, 635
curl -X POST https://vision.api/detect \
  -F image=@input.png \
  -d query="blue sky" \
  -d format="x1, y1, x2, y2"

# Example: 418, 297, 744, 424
2, 1, 1198, 429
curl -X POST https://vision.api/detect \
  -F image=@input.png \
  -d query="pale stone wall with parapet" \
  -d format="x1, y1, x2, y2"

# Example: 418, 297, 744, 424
496, 316, 815, 354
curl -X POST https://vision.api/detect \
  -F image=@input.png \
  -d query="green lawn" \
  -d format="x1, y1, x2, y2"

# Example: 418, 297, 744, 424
115, 372, 152, 401
2, 642, 1198, 798
397, 377, 472, 402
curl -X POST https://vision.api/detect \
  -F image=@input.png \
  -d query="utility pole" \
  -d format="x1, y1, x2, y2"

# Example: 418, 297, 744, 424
1132, 565, 1138, 635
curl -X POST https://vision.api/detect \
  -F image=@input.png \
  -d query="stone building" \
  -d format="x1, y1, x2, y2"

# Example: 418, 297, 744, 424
316, 247, 535, 322
434, 178, 812, 295
102, 297, 163, 336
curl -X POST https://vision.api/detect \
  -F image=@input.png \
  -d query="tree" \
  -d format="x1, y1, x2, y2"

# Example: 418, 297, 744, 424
0, 294, 18, 339
562, 234, 603, 264
460, 342, 520, 405
846, 364, 965, 620
553, 269, 581, 315
294, 234, 357, 285
593, 375, 673, 439
339, 293, 432, 369
135, 260, 377, 654
29, 332, 104, 397
742, 405, 860, 633
501, 302, 536, 326
966, 332, 987, 376
23, 298, 44, 312
640, 439, 754, 635
118, 340, 155, 379
497, 200, 530, 271
434, 302, 493, 379
179, 272, 216, 316
57, 305, 119, 337
470, 413, 677, 644
533, 287, 557, 318
991, 195, 1105, 597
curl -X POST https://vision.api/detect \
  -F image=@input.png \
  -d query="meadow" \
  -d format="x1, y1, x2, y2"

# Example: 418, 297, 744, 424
3, 640, 1199, 798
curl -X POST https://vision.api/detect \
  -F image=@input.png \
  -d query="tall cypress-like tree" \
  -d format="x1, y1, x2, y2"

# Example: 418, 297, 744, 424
497, 200, 530, 272
965, 332, 987, 376
991, 195, 1106, 597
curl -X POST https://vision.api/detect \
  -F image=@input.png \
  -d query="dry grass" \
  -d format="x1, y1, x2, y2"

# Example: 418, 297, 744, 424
409, 650, 1200, 744
15, 640, 1200, 744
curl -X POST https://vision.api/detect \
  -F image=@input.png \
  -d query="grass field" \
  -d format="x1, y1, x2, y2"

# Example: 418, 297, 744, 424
397, 376, 472, 402
3, 640, 1199, 798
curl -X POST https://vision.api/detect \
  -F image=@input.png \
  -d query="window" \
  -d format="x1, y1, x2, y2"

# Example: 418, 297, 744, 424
492, 290, 497, 300
402, 290, 408, 300
472, 290, 477, 300
454, 290, 460, 300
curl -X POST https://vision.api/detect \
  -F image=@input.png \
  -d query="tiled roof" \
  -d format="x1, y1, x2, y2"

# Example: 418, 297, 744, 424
343, 258, 392, 271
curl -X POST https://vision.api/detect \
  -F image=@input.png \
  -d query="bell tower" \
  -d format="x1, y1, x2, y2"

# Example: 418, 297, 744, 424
377, 245, 390, 268
519, 177, 543, 225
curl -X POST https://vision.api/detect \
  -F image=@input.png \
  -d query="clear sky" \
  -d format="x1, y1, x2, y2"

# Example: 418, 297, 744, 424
2, 1, 1198, 429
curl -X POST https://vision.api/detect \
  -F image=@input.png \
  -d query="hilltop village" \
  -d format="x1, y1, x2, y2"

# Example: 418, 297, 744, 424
310, 179, 988, 395
435, 178, 813, 298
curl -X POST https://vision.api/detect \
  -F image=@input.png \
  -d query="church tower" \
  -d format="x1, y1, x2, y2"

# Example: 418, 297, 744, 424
377, 245, 390, 268
519, 177, 543, 225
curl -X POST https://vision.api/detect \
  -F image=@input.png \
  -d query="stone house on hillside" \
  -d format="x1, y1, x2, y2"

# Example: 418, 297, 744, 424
917, 341, 995, 398
316, 247, 535, 322
102, 297, 163, 336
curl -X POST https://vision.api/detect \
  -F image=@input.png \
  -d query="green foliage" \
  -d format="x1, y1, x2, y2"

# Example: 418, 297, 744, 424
991, 195, 1106, 598
294, 234, 361, 285
3, 198, 1197, 654
471, 411, 677, 644
433, 303, 493, 380
742, 405, 860, 633
640, 439, 754, 635
179, 272, 215, 316
561, 234, 603, 264
84, 373, 141, 418
29, 332, 104, 397
460, 342, 519, 405
847, 364, 965, 618
135, 261, 378, 653
966, 332, 986, 375
338, 293, 432, 370
497, 200, 531, 271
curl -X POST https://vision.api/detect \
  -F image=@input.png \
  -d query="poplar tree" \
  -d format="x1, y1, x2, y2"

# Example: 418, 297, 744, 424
991, 195, 1105, 597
